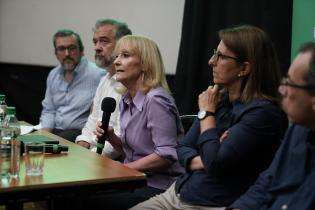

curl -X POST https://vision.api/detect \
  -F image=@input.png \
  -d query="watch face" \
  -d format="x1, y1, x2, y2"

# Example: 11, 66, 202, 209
198, 110, 206, 120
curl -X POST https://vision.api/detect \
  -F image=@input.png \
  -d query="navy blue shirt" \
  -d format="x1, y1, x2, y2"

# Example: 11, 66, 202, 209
230, 124, 315, 210
175, 96, 283, 207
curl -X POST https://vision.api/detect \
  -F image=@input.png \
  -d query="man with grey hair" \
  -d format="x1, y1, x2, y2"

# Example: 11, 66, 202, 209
75, 19, 131, 158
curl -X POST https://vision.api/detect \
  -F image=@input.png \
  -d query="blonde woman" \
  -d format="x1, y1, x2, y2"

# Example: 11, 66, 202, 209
93, 35, 183, 210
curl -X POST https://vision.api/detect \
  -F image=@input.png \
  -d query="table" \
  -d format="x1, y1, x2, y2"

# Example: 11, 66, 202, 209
0, 128, 146, 208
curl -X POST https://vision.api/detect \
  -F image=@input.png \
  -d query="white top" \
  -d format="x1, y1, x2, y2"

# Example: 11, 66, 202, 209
75, 72, 122, 158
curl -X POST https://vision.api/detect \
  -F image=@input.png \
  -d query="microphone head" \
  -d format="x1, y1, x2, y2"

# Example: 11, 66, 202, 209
101, 97, 116, 113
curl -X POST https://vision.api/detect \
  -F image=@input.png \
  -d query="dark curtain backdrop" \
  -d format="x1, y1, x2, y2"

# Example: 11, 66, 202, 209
0, 63, 50, 125
0, 63, 176, 125
174, 0, 293, 115
0, 0, 293, 123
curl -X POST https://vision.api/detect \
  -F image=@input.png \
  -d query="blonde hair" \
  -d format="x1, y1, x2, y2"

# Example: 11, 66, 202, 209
114, 35, 170, 94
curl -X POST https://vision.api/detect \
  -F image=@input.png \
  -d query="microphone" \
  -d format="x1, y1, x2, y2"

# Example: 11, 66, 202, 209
96, 97, 116, 154
43, 144, 69, 154
20, 144, 69, 155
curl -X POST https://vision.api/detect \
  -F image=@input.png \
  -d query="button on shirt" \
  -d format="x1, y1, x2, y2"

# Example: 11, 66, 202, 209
40, 57, 105, 130
120, 87, 184, 190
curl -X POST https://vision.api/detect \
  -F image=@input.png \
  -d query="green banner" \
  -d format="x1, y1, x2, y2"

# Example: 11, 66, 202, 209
291, 0, 315, 60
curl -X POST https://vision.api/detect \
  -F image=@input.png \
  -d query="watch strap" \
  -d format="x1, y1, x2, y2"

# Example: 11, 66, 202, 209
198, 110, 215, 120
204, 111, 215, 118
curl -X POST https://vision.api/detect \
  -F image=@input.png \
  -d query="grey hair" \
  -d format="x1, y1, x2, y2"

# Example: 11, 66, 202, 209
93, 18, 132, 40
53, 29, 84, 52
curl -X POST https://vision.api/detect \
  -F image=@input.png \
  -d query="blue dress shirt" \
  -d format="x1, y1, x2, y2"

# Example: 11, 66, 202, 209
40, 57, 105, 130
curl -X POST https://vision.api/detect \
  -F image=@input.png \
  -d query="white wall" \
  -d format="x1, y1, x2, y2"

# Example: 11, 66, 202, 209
0, 0, 185, 75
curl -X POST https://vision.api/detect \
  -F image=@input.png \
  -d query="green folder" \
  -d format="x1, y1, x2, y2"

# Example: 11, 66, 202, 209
18, 135, 59, 144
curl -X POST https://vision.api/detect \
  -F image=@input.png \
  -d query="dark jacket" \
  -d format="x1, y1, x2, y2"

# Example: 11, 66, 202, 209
175, 97, 283, 207
230, 124, 315, 210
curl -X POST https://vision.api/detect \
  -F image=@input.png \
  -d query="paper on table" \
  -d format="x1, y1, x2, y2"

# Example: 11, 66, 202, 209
20, 125, 35, 135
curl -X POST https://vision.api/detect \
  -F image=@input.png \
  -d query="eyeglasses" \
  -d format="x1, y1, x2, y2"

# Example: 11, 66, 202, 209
211, 49, 240, 62
55, 45, 78, 54
280, 77, 315, 90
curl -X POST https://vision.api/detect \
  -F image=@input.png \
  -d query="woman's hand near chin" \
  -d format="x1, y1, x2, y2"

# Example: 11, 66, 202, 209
198, 84, 219, 112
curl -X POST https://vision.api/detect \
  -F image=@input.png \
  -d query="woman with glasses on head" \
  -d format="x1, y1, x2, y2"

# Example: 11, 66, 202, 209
131, 25, 286, 210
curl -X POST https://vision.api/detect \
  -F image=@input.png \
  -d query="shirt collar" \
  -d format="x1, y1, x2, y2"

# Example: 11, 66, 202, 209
122, 90, 146, 111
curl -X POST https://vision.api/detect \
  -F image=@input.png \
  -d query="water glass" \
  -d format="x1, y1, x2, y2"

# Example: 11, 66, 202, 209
24, 142, 45, 176
9, 139, 21, 178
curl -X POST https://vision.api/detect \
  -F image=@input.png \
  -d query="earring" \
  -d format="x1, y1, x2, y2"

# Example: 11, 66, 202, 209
141, 71, 145, 82
238, 73, 241, 77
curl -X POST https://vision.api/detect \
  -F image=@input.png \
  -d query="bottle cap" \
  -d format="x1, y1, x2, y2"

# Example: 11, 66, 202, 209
6, 106, 16, 115
0, 94, 5, 101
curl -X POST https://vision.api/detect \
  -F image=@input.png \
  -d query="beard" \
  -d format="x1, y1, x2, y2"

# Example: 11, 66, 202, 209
62, 58, 76, 71
95, 54, 113, 68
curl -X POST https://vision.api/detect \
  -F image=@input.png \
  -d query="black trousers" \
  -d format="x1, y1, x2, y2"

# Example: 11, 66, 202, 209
52, 129, 81, 142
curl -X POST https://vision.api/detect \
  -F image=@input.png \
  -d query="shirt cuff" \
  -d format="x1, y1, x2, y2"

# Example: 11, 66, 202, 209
154, 147, 178, 162
75, 134, 94, 144
40, 120, 54, 129
181, 150, 199, 171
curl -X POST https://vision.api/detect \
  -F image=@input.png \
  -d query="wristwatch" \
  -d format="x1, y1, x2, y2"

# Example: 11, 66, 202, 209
197, 110, 215, 120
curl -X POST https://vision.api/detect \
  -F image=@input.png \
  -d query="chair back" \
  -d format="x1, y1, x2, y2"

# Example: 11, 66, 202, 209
179, 115, 196, 134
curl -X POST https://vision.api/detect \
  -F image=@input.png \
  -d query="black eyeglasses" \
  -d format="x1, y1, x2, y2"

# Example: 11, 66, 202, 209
55, 45, 78, 54
212, 49, 240, 62
280, 77, 315, 90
